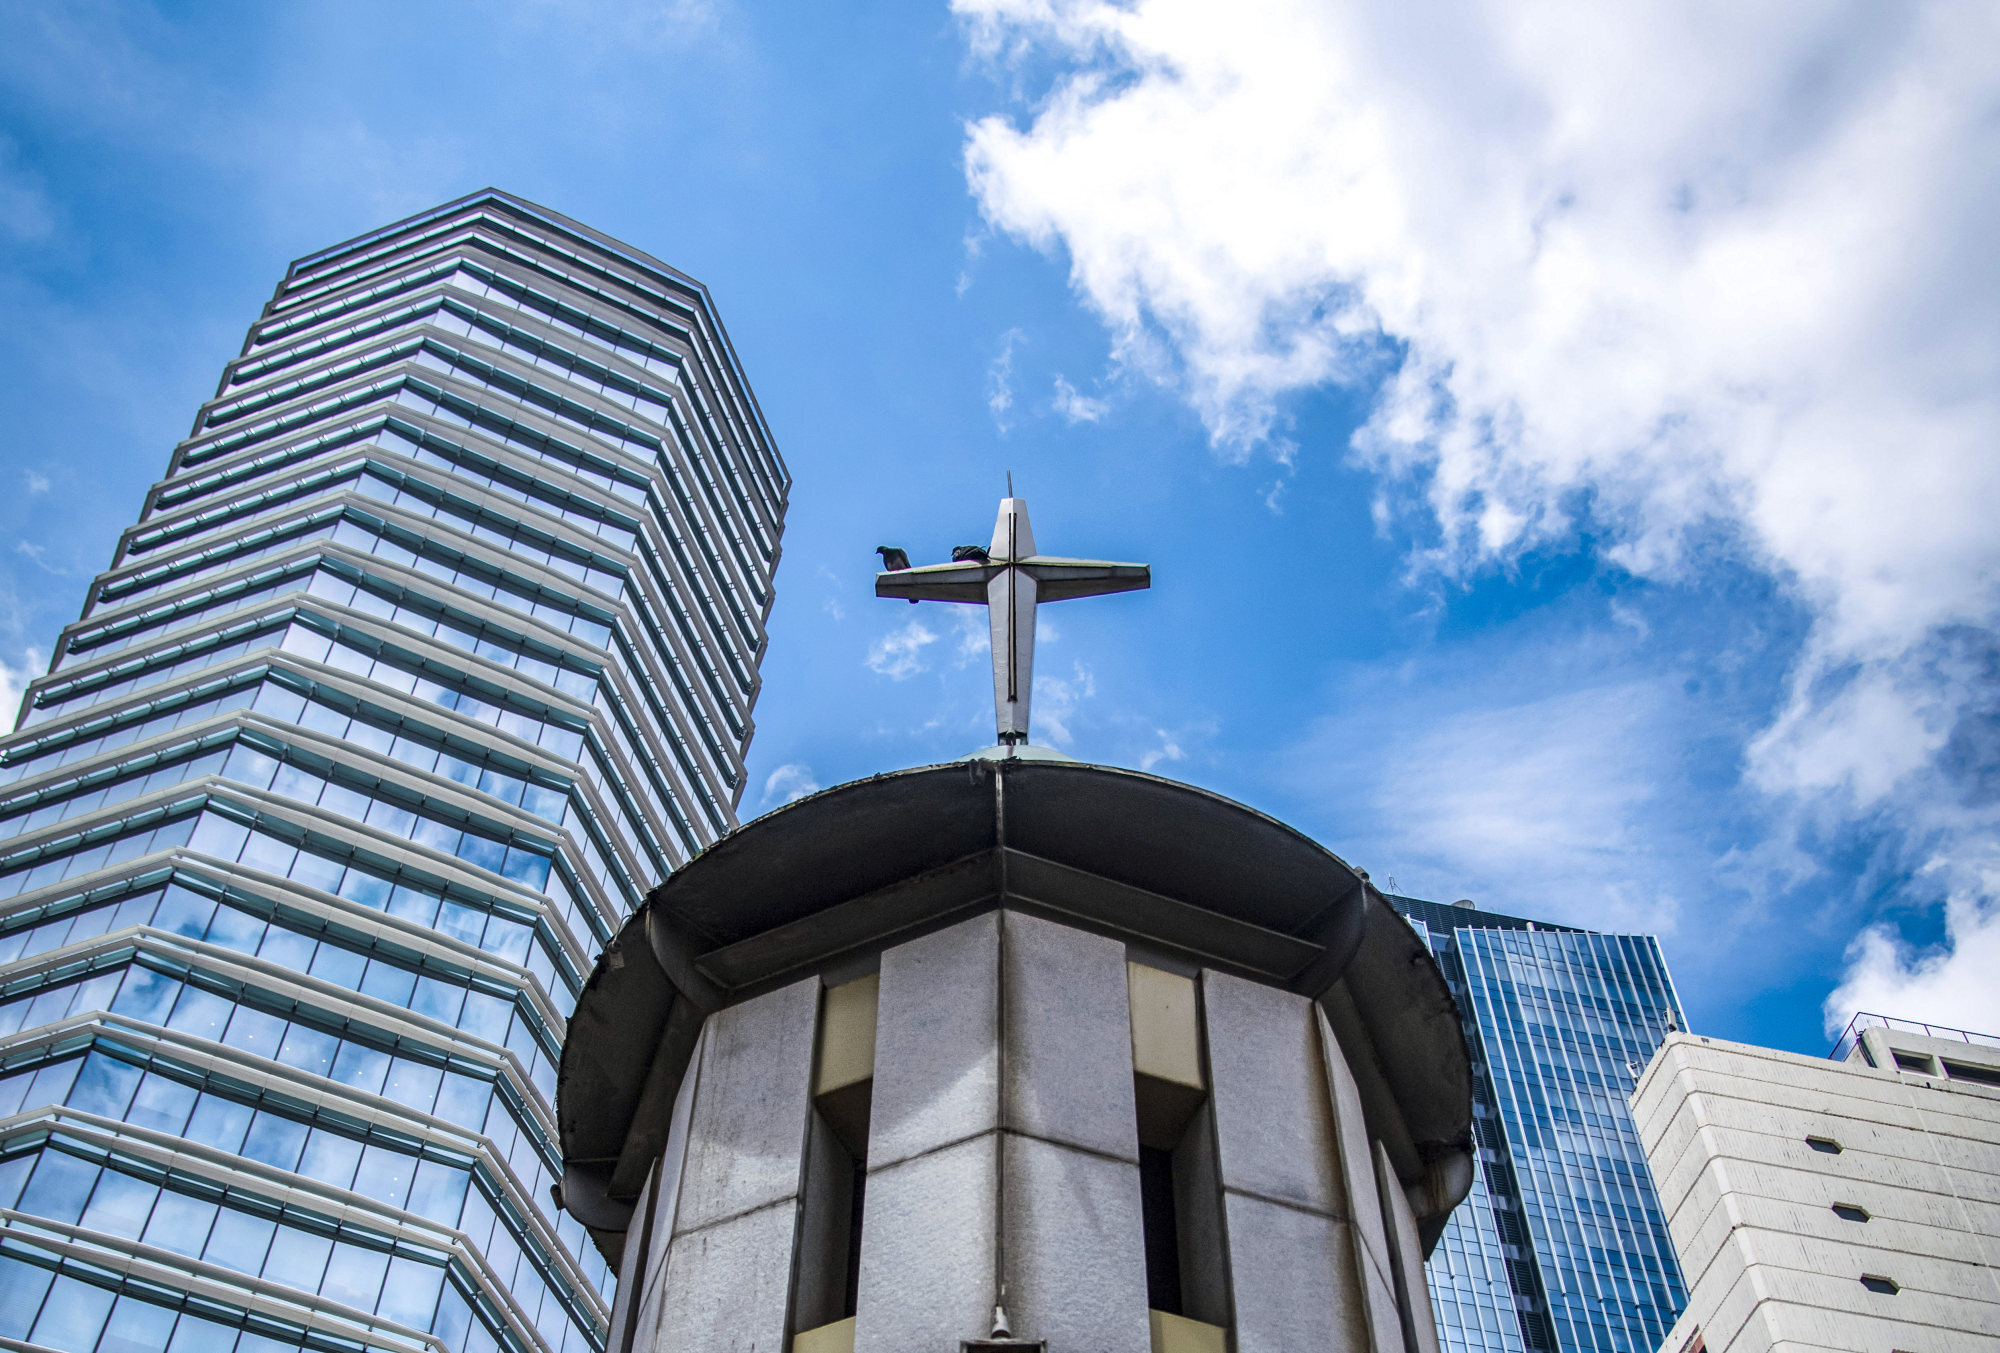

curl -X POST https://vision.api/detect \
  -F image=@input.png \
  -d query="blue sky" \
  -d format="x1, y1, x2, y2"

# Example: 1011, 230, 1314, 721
3, 0, 1996, 1057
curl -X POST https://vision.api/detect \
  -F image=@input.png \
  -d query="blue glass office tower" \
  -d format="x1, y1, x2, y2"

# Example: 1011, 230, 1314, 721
0, 193, 786, 1353
1391, 897, 1688, 1353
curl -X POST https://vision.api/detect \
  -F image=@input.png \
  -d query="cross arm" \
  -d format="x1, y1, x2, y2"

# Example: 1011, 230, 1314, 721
874, 559, 998, 603
1019, 557, 1152, 602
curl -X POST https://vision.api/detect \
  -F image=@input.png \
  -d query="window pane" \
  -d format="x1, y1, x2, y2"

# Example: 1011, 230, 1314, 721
381, 1057, 442, 1112
166, 985, 234, 1039
110, 966, 180, 1024
407, 1161, 470, 1226
68, 1052, 142, 1119
98, 1295, 179, 1353
165, 1311, 238, 1353
320, 1240, 389, 1309
276, 1023, 338, 1077
0, 1255, 55, 1340
224, 1005, 288, 1058
241, 1111, 310, 1171
377, 1255, 445, 1328
27, 1274, 115, 1353
353, 1144, 415, 1208
79, 1169, 159, 1240
187, 1094, 255, 1154
260, 1225, 332, 1291
329, 1041, 389, 1094
204, 1208, 277, 1274
18, 1150, 99, 1224
143, 1189, 219, 1258
298, 1128, 364, 1188
126, 1071, 199, 1133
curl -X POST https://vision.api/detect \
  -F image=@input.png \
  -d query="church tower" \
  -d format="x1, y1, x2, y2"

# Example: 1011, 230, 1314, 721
556, 500, 1472, 1353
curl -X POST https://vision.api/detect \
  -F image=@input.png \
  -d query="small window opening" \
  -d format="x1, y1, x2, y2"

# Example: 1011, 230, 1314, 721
1128, 961, 1227, 1339
1860, 1274, 1900, 1295
1892, 1051, 1937, 1075
1942, 1058, 2000, 1087
793, 974, 877, 1347
1806, 1135, 1842, 1154
1831, 1203, 1869, 1223
1139, 1146, 1182, 1314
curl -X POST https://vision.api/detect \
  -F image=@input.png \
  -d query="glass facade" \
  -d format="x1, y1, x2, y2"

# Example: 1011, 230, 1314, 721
0, 193, 787, 1353
1392, 896, 1687, 1353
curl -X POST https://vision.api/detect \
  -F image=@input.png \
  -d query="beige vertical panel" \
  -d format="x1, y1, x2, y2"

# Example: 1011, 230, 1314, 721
1315, 1004, 1406, 1353
1375, 1140, 1441, 1353
815, 973, 879, 1155
646, 977, 819, 1353
1129, 961, 1205, 1149
816, 973, 880, 1096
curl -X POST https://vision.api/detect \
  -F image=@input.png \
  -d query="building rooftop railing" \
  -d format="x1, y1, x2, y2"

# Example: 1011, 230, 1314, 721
1831, 1010, 2000, 1062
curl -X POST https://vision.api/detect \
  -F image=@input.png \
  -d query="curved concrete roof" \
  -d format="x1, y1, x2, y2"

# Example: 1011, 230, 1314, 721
556, 755, 1474, 1258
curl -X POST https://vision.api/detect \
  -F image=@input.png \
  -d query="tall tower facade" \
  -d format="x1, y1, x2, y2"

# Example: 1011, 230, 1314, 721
0, 193, 786, 1353
1392, 897, 1688, 1353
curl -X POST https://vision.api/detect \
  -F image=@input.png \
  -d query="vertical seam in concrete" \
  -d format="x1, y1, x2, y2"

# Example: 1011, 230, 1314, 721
995, 886, 1011, 1318
1000, 760, 1016, 1320
1897, 1079, 2000, 1304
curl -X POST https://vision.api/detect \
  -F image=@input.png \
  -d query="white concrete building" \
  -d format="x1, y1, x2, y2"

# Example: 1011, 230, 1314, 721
1631, 1020, 2000, 1352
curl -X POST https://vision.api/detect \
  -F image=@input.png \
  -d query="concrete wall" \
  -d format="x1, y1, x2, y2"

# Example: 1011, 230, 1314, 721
1631, 1031, 2000, 1353
618, 910, 1448, 1352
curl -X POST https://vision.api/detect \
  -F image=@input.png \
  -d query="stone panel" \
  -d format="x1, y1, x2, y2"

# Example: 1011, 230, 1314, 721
650, 1201, 800, 1353
1219, 1192, 1369, 1353
869, 912, 1000, 1169
675, 977, 819, 1234
1201, 970, 1341, 1215
633, 1023, 709, 1347
1375, 1140, 1440, 1353
853, 1134, 998, 1353
1314, 1005, 1398, 1332
1001, 910, 1139, 1160
1001, 1131, 1150, 1353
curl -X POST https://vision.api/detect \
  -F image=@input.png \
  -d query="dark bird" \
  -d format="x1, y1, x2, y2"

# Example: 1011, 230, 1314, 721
876, 545, 911, 572
950, 545, 991, 563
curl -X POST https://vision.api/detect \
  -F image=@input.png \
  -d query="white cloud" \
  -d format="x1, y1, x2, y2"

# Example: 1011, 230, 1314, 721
987, 328, 1024, 429
960, 0, 2000, 1031
1829, 892, 2000, 1039
22, 470, 48, 495
867, 618, 939, 680
0, 649, 41, 735
1139, 730, 1184, 773
1032, 660, 1095, 747
1052, 374, 1107, 423
1293, 668, 1693, 936
951, 605, 991, 665
762, 762, 821, 806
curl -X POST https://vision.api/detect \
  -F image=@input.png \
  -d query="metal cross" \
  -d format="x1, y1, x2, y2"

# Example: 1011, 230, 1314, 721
876, 494, 1150, 746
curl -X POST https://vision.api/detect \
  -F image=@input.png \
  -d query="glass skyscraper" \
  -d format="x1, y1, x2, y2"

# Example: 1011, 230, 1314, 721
1391, 896, 1688, 1353
0, 192, 786, 1353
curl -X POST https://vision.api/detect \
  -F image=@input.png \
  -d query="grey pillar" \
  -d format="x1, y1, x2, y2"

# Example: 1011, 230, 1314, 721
1203, 971, 1377, 1353
856, 910, 1150, 1353
1316, 1005, 1405, 1352
855, 912, 1001, 1351
635, 978, 819, 1353
999, 910, 1150, 1353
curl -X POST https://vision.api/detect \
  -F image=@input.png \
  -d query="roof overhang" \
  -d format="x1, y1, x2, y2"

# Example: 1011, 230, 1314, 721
556, 757, 1474, 1259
